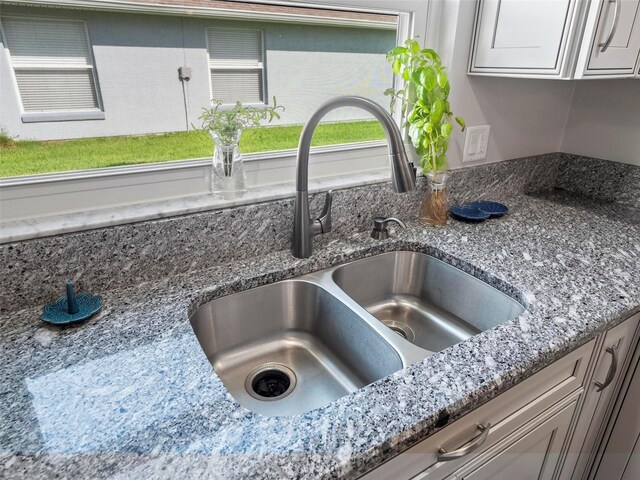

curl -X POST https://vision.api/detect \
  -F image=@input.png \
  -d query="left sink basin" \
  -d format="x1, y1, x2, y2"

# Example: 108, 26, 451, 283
190, 279, 403, 416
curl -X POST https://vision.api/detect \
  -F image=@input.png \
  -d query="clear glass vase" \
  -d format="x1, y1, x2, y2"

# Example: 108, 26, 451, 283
419, 171, 450, 227
210, 129, 247, 199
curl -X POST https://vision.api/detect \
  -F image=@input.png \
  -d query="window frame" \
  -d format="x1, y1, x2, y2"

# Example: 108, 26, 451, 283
205, 26, 268, 107
0, 0, 432, 236
0, 14, 105, 123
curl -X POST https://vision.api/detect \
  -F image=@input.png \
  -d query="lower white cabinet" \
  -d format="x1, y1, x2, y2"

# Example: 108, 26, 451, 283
590, 319, 640, 480
362, 313, 640, 480
445, 394, 580, 480
558, 312, 640, 480
361, 340, 595, 479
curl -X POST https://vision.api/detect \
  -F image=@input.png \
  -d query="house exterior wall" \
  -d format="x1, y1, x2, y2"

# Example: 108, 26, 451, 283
0, 5, 395, 141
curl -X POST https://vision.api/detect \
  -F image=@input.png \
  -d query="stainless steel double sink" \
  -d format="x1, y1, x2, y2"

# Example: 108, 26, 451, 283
190, 251, 525, 416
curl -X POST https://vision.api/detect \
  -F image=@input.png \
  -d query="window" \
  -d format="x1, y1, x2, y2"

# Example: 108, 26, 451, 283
207, 27, 265, 104
1, 16, 102, 119
0, 0, 430, 226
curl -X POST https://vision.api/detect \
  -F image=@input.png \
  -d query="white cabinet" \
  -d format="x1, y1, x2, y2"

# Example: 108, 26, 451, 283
575, 0, 640, 77
361, 340, 595, 479
590, 318, 640, 480
592, 364, 640, 480
469, 0, 640, 79
361, 313, 640, 480
447, 395, 580, 480
558, 312, 640, 480
469, 0, 578, 76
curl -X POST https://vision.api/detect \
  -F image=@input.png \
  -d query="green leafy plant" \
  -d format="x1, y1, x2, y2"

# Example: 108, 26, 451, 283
198, 97, 284, 145
385, 38, 465, 175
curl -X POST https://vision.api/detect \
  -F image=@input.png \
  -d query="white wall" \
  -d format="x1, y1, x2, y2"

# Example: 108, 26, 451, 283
561, 79, 640, 166
433, 0, 576, 170
436, 1, 640, 170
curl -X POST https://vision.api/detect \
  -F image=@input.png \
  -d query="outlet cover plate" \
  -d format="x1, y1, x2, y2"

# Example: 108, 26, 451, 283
463, 125, 490, 163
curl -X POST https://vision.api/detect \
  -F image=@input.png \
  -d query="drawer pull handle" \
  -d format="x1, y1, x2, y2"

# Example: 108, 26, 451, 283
437, 423, 491, 462
594, 345, 618, 392
599, 0, 621, 53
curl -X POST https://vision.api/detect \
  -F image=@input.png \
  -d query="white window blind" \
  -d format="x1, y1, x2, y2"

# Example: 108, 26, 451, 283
2, 17, 100, 112
207, 28, 264, 104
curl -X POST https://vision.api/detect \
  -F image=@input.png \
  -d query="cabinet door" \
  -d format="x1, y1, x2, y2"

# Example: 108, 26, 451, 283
450, 398, 579, 480
469, 0, 577, 76
579, 0, 640, 76
592, 354, 640, 480
559, 313, 640, 480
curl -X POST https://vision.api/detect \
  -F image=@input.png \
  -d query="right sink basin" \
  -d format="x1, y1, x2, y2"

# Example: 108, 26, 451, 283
332, 251, 525, 353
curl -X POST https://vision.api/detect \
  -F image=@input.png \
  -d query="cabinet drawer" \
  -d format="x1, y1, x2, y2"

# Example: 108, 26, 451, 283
362, 339, 595, 480
447, 393, 581, 480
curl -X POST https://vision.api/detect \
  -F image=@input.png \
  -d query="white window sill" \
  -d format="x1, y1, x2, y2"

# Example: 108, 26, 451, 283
22, 110, 106, 123
0, 168, 392, 244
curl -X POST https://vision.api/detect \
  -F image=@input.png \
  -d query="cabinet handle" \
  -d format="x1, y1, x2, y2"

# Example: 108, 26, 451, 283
594, 345, 618, 392
437, 423, 491, 462
599, 0, 621, 53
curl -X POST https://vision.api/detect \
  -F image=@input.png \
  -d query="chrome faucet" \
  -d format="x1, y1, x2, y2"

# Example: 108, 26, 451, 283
292, 96, 416, 258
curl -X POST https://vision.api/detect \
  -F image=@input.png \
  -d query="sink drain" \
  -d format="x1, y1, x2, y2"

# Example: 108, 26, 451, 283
245, 363, 296, 401
382, 320, 415, 342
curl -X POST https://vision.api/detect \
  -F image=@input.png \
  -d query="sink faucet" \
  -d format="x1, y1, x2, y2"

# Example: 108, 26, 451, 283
292, 96, 416, 258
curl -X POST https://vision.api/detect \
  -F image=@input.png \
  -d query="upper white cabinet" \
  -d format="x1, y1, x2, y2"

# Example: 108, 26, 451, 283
469, 0, 640, 79
576, 0, 640, 77
470, 0, 578, 76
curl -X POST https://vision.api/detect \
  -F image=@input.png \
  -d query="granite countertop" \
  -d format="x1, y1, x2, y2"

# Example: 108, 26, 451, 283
1, 191, 638, 479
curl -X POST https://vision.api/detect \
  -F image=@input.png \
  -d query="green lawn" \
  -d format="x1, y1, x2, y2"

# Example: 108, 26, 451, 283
0, 120, 385, 178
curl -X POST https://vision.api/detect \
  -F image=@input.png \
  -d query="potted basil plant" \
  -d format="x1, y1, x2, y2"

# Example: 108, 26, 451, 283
386, 38, 465, 226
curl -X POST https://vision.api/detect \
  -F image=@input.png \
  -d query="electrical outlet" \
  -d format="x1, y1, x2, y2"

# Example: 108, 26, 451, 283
463, 125, 490, 163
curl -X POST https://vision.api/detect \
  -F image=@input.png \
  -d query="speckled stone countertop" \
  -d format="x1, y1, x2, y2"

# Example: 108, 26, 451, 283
1, 191, 638, 479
